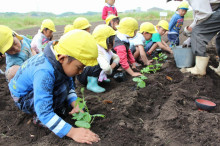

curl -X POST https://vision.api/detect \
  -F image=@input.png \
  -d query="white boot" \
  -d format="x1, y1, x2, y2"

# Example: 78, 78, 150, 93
181, 56, 210, 75
209, 62, 220, 76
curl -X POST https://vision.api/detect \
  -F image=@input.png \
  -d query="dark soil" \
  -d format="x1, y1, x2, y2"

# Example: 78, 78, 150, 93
0, 20, 219, 146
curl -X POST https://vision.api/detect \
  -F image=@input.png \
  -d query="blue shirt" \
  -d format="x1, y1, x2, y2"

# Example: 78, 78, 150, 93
9, 51, 77, 138
5, 36, 32, 71
168, 12, 184, 34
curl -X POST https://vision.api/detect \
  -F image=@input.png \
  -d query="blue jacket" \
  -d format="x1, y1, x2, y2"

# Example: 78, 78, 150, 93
168, 12, 184, 34
9, 42, 77, 138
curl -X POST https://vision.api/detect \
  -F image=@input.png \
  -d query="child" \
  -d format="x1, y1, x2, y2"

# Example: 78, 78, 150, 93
129, 22, 156, 65
73, 17, 91, 33
77, 24, 119, 93
64, 24, 74, 34
8, 30, 100, 144
145, 20, 173, 56
102, 0, 118, 20
168, 1, 189, 46
0, 25, 35, 81
31, 19, 56, 54
113, 17, 142, 77
105, 15, 120, 31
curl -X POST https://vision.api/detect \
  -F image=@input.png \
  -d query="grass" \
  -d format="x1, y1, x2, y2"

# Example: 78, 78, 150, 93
0, 11, 193, 30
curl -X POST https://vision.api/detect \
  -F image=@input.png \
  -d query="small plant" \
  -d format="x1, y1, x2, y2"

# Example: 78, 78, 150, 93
158, 53, 168, 61
72, 88, 105, 129
133, 75, 148, 88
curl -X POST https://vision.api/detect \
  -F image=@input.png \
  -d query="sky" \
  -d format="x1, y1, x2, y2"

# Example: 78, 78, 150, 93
0, 0, 187, 14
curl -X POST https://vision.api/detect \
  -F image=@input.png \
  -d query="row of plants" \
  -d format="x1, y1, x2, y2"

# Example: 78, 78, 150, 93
133, 52, 167, 89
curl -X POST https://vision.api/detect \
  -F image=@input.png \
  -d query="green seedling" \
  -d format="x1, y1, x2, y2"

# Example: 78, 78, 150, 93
133, 75, 148, 88
158, 53, 168, 61
72, 88, 105, 129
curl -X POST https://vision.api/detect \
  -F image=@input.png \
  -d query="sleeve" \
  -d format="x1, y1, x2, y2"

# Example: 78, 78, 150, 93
115, 7, 118, 16
133, 34, 145, 46
111, 51, 120, 65
97, 49, 113, 75
127, 49, 135, 65
36, 36, 43, 53
102, 6, 108, 20
115, 45, 130, 70
152, 33, 161, 42
169, 15, 177, 31
33, 70, 72, 138
67, 77, 77, 105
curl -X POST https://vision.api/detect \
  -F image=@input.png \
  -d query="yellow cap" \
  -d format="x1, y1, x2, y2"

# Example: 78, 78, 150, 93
40, 19, 56, 32
157, 20, 169, 31
54, 29, 98, 66
64, 25, 74, 34
0, 25, 23, 54
139, 22, 156, 34
73, 17, 91, 30
116, 17, 138, 37
105, 15, 118, 25
92, 24, 116, 50
178, 1, 189, 10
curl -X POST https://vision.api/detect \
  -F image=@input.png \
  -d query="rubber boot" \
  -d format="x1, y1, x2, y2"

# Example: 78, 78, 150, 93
181, 56, 210, 75
103, 79, 110, 82
209, 62, 220, 76
87, 76, 105, 93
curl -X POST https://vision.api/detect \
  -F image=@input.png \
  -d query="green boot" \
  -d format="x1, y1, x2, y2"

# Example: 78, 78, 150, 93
87, 76, 105, 93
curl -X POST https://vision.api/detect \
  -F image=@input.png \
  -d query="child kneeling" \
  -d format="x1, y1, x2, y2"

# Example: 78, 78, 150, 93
8, 30, 100, 144
77, 24, 119, 93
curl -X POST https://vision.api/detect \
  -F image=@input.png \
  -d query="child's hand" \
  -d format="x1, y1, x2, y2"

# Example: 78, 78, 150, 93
131, 63, 136, 69
69, 104, 84, 115
67, 127, 100, 144
145, 60, 153, 66
132, 72, 142, 77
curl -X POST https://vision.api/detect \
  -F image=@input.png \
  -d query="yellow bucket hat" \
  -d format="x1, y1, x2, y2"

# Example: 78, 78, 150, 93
178, 1, 189, 10
157, 20, 169, 31
40, 19, 56, 32
64, 25, 74, 34
73, 17, 91, 30
105, 15, 118, 25
54, 29, 98, 66
0, 25, 23, 54
139, 22, 156, 34
116, 17, 138, 37
92, 24, 116, 50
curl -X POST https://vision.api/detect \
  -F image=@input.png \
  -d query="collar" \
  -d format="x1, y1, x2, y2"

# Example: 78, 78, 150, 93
105, 3, 114, 7
116, 32, 129, 43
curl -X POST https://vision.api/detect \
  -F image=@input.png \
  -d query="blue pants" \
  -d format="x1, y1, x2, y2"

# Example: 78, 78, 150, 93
168, 34, 179, 47
144, 41, 154, 52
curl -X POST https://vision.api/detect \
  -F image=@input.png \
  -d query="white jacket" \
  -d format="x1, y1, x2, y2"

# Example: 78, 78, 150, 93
97, 45, 120, 75
188, 0, 220, 28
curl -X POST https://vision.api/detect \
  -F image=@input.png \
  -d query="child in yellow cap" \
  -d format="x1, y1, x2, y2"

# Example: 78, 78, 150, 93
146, 20, 173, 56
129, 22, 157, 65
102, 0, 118, 20
113, 17, 142, 77
168, 1, 189, 46
73, 17, 91, 33
8, 30, 100, 144
105, 15, 120, 30
64, 24, 74, 34
0, 25, 36, 81
31, 19, 56, 54
77, 24, 119, 93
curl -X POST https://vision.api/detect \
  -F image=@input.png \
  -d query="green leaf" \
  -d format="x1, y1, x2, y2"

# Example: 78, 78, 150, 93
92, 114, 105, 118
81, 88, 85, 94
138, 81, 146, 88
133, 77, 140, 82
153, 57, 158, 60
83, 112, 92, 123
72, 112, 85, 121
75, 121, 91, 129
140, 75, 147, 80
79, 102, 85, 110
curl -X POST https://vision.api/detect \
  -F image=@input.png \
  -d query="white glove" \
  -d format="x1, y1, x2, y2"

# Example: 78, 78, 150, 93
183, 38, 191, 48
183, 26, 191, 37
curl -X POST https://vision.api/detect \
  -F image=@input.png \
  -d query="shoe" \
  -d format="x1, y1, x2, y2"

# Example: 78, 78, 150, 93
103, 79, 110, 82
181, 56, 210, 75
87, 76, 105, 93
209, 62, 220, 76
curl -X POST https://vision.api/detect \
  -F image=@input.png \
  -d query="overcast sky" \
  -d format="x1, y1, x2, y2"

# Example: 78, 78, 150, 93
0, 0, 186, 14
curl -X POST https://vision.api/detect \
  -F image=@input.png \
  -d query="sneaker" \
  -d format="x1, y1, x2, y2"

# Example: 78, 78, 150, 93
33, 115, 47, 128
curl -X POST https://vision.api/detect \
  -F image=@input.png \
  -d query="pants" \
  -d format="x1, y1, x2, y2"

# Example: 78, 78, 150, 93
191, 8, 220, 58
144, 41, 155, 52
168, 33, 179, 47
77, 65, 102, 85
